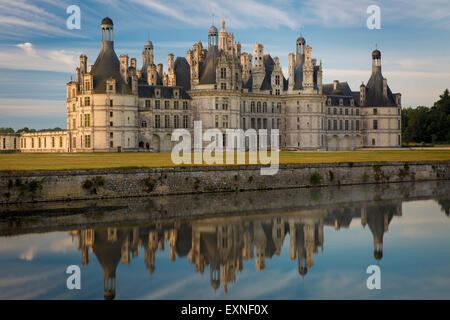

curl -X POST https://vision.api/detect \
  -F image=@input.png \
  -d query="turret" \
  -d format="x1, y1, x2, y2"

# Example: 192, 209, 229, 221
360, 82, 366, 106
240, 52, 252, 84
80, 55, 87, 74
372, 49, 381, 74
168, 53, 175, 86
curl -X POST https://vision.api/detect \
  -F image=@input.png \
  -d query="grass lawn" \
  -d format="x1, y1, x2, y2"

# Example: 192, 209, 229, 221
0, 150, 449, 171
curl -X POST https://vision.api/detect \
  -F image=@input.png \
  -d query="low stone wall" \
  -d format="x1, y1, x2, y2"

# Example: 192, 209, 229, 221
0, 161, 449, 204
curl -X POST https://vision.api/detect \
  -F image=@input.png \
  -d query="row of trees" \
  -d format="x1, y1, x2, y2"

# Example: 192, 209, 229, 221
402, 89, 450, 144
0, 127, 63, 133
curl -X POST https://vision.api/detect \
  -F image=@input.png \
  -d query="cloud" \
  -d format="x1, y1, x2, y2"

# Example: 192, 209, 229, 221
16, 42, 37, 57
0, 43, 78, 73
0, 98, 66, 117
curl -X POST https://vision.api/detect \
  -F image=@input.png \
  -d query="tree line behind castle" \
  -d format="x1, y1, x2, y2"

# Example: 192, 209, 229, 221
3, 89, 449, 145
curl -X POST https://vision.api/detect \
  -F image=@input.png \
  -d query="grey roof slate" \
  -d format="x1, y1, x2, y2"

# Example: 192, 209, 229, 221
90, 41, 131, 94
174, 57, 191, 91
138, 85, 190, 99
199, 46, 219, 84
364, 69, 397, 107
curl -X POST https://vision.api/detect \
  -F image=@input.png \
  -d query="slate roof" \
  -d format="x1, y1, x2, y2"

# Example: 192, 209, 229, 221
364, 68, 397, 107
174, 57, 191, 91
199, 46, 219, 84
323, 81, 359, 106
138, 85, 190, 99
90, 41, 132, 94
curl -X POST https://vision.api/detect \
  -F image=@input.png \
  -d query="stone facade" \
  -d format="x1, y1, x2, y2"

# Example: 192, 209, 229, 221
12, 17, 402, 153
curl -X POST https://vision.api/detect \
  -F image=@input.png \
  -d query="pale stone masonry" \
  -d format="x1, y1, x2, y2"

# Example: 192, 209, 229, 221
6, 17, 401, 153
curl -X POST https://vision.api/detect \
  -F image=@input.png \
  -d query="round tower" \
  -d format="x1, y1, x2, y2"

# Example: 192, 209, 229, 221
101, 17, 114, 43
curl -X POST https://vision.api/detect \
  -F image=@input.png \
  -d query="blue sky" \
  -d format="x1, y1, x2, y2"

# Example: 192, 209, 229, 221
0, 0, 449, 129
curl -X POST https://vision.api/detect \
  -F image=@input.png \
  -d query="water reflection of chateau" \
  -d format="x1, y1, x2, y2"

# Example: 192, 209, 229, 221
70, 201, 401, 299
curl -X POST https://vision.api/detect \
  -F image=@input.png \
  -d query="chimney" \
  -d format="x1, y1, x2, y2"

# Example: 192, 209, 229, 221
360, 82, 366, 106
130, 58, 137, 69
333, 80, 339, 91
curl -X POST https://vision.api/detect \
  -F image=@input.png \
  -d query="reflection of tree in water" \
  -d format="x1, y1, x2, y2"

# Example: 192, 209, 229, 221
69, 200, 403, 299
437, 199, 450, 217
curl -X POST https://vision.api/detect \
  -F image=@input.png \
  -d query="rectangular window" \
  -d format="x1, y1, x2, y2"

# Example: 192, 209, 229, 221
373, 120, 378, 130
165, 101, 170, 109
155, 100, 160, 109
222, 98, 228, 110
222, 115, 228, 128
72, 137, 76, 148
183, 115, 188, 128
328, 120, 331, 130
263, 118, 267, 129
251, 118, 256, 129
251, 101, 255, 113
277, 102, 281, 114
145, 100, 151, 108
85, 135, 91, 148
221, 83, 226, 90
333, 120, 337, 130
243, 118, 247, 130
183, 101, 188, 110
2, 138, 5, 149
373, 108, 377, 115
215, 115, 219, 128
84, 97, 90, 106
165, 115, 170, 128
155, 115, 160, 128
356, 120, 360, 131
60, 137, 63, 148
356, 109, 360, 116
174, 115, 179, 128
84, 114, 91, 127
345, 120, 349, 131
174, 101, 179, 109
215, 97, 219, 110
109, 99, 113, 107
52, 137, 55, 148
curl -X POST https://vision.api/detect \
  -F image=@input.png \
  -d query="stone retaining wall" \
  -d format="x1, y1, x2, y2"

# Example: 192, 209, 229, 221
0, 161, 449, 204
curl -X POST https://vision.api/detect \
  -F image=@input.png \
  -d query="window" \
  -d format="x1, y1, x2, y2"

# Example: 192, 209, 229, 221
373, 108, 378, 115
174, 115, 179, 128
222, 98, 228, 110
275, 75, 280, 85
52, 137, 55, 148
174, 101, 179, 109
59, 137, 63, 148
110, 140, 114, 148
277, 102, 281, 113
221, 68, 226, 79
155, 115, 160, 128
72, 137, 76, 148
183, 115, 188, 128
356, 109, 360, 116
13, 138, 16, 149
155, 100, 160, 109
2, 138, 5, 149
328, 108, 331, 115
356, 120, 360, 131
72, 104, 76, 112
345, 108, 349, 115
340, 108, 343, 115
263, 118, 267, 129
165, 101, 169, 109
110, 132, 113, 138
85, 82, 90, 91
85, 135, 91, 148
142, 121, 147, 128
183, 101, 188, 110
241, 101, 246, 113
145, 100, 151, 108
257, 102, 261, 113
109, 99, 113, 107
84, 97, 90, 106
38, 138, 41, 148
165, 115, 170, 128
372, 138, 376, 146
272, 102, 275, 113
221, 83, 227, 90
243, 118, 247, 130
251, 118, 255, 129
333, 120, 337, 130
328, 119, 331, 130
215, 97, 219, 110
222, 115, 228, 128
339, 120, 343, 130
84, 114, 91, 127
110, 121, 113, 127
215, 115, 219, 128
251, 101, 255, 113
263, 102, 267, 113
333, 108, 337, 115
110, 111, 113, 117
373, 120, 378, 130
275, 89, 280, 96
345, 120, 349, 131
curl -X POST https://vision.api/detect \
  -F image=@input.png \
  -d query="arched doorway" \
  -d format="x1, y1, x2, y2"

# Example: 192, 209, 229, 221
343, 135, 351, 150
328, 135, 339, 151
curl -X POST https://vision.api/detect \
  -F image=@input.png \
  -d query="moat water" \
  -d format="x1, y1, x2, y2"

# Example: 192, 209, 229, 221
0, 181, 449, 299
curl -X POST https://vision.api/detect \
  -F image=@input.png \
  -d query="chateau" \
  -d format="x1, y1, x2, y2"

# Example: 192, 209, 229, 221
1, 17, 402, 153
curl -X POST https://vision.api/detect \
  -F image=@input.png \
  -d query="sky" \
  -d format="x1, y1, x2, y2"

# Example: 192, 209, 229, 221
0, 0, 449, 130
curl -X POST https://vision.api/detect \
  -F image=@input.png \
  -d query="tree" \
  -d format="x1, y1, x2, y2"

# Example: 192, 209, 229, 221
0, 127, 14, 133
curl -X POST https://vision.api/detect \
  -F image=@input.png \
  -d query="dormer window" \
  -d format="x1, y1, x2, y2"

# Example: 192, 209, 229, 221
339, 98, 343, 106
